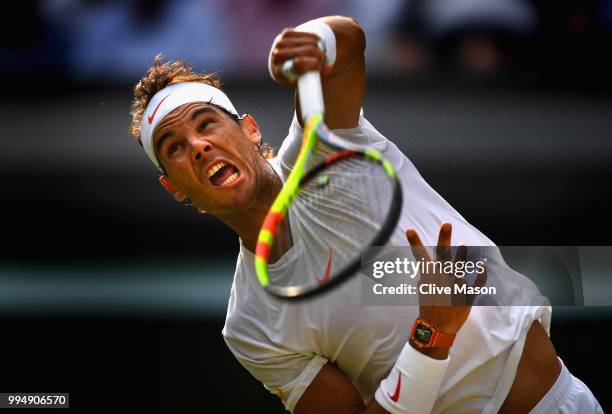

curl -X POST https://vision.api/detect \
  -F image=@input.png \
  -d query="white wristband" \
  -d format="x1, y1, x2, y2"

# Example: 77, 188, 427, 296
375, 342, 450, 414
268, 20, 337, 83
295, 20, 337, 67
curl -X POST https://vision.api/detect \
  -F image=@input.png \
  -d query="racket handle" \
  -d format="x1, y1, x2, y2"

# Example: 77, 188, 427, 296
298, 71, 324, 122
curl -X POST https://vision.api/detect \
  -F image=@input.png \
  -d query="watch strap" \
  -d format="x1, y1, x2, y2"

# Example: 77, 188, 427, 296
411, 318, 456, 348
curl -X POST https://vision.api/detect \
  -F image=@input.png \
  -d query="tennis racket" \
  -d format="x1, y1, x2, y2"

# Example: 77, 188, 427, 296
255, 70, 403, 300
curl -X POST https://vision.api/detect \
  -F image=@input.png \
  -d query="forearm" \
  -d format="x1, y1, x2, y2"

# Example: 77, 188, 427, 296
354, 400, 388, 414
268, 15, 366, 128
295, 341, 450, 414
357, 342, 450, 414
293, 16, 366, 128
373, 340, 450, 414
316, 16, 365, 76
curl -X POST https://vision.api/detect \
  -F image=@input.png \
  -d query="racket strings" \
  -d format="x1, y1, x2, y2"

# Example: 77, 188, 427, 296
256, 116, 402, 298
298, 164, 388, 233
284, 154, 396, 287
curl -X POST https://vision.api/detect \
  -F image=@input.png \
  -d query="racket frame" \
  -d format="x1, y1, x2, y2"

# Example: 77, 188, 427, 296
255, 71, 403, 299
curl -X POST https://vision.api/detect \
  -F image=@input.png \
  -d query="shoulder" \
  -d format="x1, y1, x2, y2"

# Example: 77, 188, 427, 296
276, 109, 392, 172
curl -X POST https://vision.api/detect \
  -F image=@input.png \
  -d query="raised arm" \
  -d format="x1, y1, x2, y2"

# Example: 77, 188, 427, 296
268, 16, 366, 129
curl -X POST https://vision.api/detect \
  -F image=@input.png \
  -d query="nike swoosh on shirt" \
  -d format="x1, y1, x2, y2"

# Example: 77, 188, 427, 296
316, 248, 333, 284
147, 94, 171, 124
388, 370, 401, 403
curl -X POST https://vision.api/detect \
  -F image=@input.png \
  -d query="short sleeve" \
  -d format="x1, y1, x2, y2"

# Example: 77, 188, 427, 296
274, 110, 388, 182
275, 354, 328, 411
223, 334, 328, 412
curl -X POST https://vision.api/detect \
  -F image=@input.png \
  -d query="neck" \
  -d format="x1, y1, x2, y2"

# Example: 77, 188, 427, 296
217, 161, 292, 262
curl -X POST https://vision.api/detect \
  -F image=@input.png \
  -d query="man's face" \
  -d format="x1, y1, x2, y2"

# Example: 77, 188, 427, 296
152, 102, 263, 215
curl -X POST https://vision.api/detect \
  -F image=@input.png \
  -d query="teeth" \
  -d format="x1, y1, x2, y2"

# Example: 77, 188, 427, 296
207, 161, 227, 178
220, 172, 239, 187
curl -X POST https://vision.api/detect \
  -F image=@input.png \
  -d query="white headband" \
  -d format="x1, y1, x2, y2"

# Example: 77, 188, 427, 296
140, 82, 239, 171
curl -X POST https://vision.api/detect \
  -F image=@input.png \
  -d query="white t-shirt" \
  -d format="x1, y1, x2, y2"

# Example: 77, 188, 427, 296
222, 111, 551, 413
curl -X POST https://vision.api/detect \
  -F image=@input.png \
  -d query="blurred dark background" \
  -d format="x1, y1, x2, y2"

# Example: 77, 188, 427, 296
1, 0, 611, 412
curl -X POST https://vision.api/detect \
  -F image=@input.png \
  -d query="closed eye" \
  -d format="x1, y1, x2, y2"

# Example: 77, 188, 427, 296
167, 141, 183, 157
198, 120, 213, 133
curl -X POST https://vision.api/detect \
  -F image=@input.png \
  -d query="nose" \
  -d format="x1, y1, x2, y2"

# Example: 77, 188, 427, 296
191, 139, 212, 162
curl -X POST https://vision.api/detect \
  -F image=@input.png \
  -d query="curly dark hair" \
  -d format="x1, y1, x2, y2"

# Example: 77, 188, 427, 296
129, 54, 273, 160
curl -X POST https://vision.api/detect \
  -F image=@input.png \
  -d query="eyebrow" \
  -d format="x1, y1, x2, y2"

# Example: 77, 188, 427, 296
191, 106, 219, 121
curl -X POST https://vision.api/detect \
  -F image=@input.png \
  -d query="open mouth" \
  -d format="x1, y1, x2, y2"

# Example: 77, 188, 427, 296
207, 160, 240, 187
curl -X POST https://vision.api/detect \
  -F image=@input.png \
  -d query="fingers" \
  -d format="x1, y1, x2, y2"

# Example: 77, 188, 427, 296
455, 243, 467, 263
436, 222, 452, 262
278, 28, 320, 40
271, 46, 326, 65
451, 244, 468, 305
270, 49, 327, 82
406, 223, 455, 262
464, 266, 487, 306
292, 56, 327, 74
270, 29, 328, 84
474, 266, 488, 289
406, 229, 431, 262
275, 37, 321, 49
279, 57, 326, 82
436, 222, 452, 247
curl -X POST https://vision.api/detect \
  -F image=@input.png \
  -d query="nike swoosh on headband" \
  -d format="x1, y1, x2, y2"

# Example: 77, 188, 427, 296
148, 94, 171, 124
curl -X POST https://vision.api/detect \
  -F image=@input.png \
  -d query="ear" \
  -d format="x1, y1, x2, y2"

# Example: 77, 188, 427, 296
159, 175, 186, 202
239, 114, 262, 145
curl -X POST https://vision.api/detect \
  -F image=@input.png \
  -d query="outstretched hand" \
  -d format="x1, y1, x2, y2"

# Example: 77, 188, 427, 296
406, 222, 487, 337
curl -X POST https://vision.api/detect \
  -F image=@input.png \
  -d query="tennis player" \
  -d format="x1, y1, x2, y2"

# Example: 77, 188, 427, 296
129, 16, 601, 414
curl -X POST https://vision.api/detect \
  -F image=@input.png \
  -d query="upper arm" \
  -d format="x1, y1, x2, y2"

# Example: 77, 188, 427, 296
224, 332, 328, 411
296, 16, 366, 129
294, 362, 388, 414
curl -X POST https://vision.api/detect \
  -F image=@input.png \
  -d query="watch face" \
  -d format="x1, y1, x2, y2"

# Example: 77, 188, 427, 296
414, 324, 433, 345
